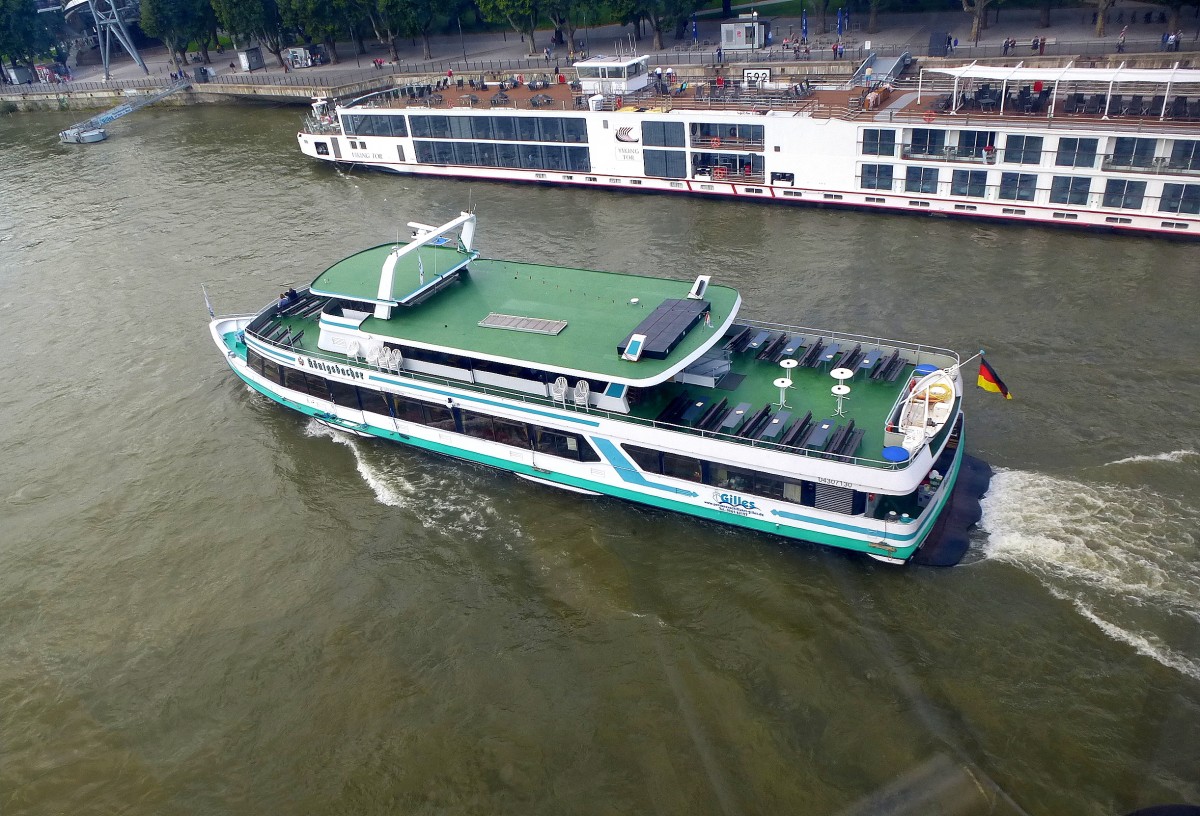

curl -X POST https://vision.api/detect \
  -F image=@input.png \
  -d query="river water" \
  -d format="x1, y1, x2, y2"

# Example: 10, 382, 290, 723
2, 105, 1197, 815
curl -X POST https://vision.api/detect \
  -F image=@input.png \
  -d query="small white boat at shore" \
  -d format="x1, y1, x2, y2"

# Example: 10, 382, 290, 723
59, 127, 107, 144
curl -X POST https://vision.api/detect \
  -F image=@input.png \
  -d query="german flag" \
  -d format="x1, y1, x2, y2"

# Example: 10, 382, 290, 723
977, 358, 1012, 399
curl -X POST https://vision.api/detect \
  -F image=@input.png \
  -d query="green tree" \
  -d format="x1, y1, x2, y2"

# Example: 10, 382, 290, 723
141, 0, 201, 73
376, 0, 443, 60
477, 0, 540, 55
1086, 0, 1115, 36
0, 0, 55, 73
961, 0, 1001, 42
211, 0, 291, 68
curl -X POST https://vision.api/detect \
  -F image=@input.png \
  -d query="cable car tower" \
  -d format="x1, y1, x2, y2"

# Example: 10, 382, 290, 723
62, 0, 148, 80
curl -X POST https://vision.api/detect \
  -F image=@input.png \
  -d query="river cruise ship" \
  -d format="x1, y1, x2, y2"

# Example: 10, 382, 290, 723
298, 56, 1200, 237
209, 212, 986, 564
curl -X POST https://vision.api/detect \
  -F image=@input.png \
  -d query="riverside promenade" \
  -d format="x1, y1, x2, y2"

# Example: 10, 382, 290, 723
4, 2, 1198, 111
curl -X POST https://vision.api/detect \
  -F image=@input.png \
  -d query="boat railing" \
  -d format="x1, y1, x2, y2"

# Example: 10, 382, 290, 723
302, 114, 342, 134
243, 322, 934, 471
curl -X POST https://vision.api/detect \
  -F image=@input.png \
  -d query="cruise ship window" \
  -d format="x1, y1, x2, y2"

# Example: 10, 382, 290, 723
476, 142, 498, 166
1169, 139, 1200, 171
471, 117, 494, 140
1111, 137, 1156, 169
563, 119, 588, 143
460, 410, 498, 442
1055, 137, 1098, 167
909, 128, 945, 157
957, 130, 995, 159
1049, 175, 1091, 205
951, 170, 987, 198
517, 118, 539, 142
449, 117, 472, 139
862, 128, 896, 156
432, 142, 454, 163
662, 453, 702, 482
427, 116, 450, 139
1102, 179, 1147, 210
453, 142, 478, 165
905, 166, 938, 193
497, 144, 521, 168
540, 118, 564, 142
860, 164, 893, 190
565, 147, 591, 172
493, 117, 517, 141
492, 419, 530, 448
410, 116, 431, 138
425, 403, 457, 432
1160, 183, 1200, 214
1004, 134, 1043, 164
357, 387, 390, 417
998, 172, 1037, 201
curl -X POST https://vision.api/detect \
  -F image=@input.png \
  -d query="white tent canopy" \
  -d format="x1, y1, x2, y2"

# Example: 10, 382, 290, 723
923, 62, 1200, 86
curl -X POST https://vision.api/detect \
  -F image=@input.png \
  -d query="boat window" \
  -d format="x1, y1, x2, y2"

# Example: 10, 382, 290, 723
540, 118, 564, 142
643, 149, 687, 179
1102, 179, 1147, 210
496, 143, 521, 168
315, 142, 329, 156
1049, 175, 1090, 205
476, 142, 498, 166
1111, 137, 1156, 169
1003, 134, 1043, 165
425, 403, 457, 431
517, 118, 539, 142
904, 166, 939, 194
357, 387, 391, 416
563, 119, 587, 143
908, 128, 945, 157
414, 141, 435, 163
449, 117, 473, 139
460, 410, 498, 441
391, 395, 426, 425
471, 117, 494, 140
432, 142, 455, 163
325, 378, 360, 409
1055, 137, 1098, 168
859, 164, 893, 190
453, 142, 478, 165
566, 146, 591, 172
533, 428, 600, 462
1168, 139, 1200, 171
493, 419, 531, 448
643, 121, 686, 148
623, 444, 663, 474
493, 116, 517, 140
246, 348, 264, 375
1160, 183, 1200, 214
998, 172, 1037, 201
950, 169, 987, 198
956, 129, 995, 158
662, 453, 702, 482
410, 116, 431, 138
861, 128, 896, 157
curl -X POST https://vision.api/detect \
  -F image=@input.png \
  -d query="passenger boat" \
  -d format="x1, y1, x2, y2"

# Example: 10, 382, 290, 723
298, 55, 1200, 237
59, 127, 107, 144
209, 212, 988, 564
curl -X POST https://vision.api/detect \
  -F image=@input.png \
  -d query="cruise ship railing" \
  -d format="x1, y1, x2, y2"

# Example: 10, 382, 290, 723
243, 317, 953, 471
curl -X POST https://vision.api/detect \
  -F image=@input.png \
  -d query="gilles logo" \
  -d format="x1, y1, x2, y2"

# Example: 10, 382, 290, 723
715, 492, 757, 511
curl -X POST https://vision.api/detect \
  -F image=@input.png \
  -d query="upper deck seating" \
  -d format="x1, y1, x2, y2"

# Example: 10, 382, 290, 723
798, 339, 824, 367
657, 392, 693, 424
1125, 94, 1144, 115
697, 397, 728, 431
871, 349, 899, 380
737, 405, 773, 438
780, 411, 813, 447
857, 348, 883, 376
776, 335, 807, 361
723, 325, 751, 352
286, 330, 304, 349
834, 344, 863, 371
757, 333, 788, 361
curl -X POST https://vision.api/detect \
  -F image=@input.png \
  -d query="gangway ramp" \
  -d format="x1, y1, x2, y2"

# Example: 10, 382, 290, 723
59, 79, 191, 144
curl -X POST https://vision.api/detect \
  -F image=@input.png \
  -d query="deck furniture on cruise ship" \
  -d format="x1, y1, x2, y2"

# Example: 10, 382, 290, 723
1124, 94, 1143, 115
737, 405, 773, 438
816, 342, 842, 369
805, 419, 835, 451
857, 348, 883, 377
719, 402, 753, 434
779, 412, 813, 447
724, 325, 752, 352
745, 330, 770, 351
679, 396, 709, 425
777, 335, 807, 360
1150, 95, 1165, 115
551, 376, 568, 403
756, 410, 792, 442
573, 380, 590, 409
657, 392, 694, 424
697, 398, 728, 431
798, 339, 824, 368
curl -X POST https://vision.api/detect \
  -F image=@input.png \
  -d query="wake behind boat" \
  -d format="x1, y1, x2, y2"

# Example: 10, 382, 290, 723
209, 212, 988, 564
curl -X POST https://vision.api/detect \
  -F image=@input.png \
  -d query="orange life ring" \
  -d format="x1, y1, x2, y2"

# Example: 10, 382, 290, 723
615, 95, 623, 108
711, 137, 721, 148
923, 110, 936, 123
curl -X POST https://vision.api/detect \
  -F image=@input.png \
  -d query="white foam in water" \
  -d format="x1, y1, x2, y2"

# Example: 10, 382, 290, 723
304, 419, 409, 507
981, 468, 1200, 679
1104, 448, 1199, 467
302, 419, 520, 542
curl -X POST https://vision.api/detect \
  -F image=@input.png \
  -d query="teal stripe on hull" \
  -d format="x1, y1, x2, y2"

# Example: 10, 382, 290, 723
227, 359, 961, 562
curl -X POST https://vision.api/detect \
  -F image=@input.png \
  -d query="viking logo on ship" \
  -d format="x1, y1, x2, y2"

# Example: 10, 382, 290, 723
615, 127, 640, 143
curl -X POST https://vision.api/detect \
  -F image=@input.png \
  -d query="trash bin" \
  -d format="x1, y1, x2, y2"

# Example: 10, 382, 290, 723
193, 67, 209, 83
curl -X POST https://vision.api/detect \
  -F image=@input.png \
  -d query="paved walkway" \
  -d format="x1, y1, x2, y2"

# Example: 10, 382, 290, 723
68, 3, 1198, 86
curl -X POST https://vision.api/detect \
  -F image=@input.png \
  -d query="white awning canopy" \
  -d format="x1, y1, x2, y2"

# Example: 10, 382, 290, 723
923, 62, 1200, 86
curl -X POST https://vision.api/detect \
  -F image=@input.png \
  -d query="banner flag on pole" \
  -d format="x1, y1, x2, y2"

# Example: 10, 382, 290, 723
977, 357, 1012, 399
202, 284, 214, 319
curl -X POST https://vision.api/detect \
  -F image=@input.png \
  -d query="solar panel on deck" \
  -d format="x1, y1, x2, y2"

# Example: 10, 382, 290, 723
478, 313, 568, 335
617, 298, 709, 360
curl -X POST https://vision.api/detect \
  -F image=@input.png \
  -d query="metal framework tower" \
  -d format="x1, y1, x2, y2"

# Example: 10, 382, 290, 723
63, 0, 147, 79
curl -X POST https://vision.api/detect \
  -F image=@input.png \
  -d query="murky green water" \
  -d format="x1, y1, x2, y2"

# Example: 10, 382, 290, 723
1, 104, 1197, 815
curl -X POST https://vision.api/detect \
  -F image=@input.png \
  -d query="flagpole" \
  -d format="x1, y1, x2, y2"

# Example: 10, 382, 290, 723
958, 349, 985, 368
201, 283, 215, 319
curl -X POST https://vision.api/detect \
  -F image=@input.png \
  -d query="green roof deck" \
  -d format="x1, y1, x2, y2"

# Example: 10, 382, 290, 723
312, 247, 741, 386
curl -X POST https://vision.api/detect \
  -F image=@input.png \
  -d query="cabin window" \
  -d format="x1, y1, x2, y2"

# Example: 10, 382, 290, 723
357, 387, 391, 416
859, 164, 893, 190
1056, 137, 1098, 168
493, 116, 517, 140
956, 130, 995, 158
950, 169, 988, 198
1102, 179, 1146, 210
1049, 175, 1090, 205
904, 166, 938, 193
470, 117, 494, 140
1111, 137, 1156, 169
643, 121, 686, 148
1160, 183, 1200, 214
908, 128, 945, 158
862, 128, 896, 157
662, 453, 702, 482
425, 403, 457, 431
461, 410, 498, 441
998, 172, 1037, 201
1168, 140, 1200, 172
533, 428, 599, 462
623, 444, 663, 475
1004, 134, 1043, 165
644, 149, 687, 179
315, 142, 329, 156
493, 419, 531, 448
326, 378, 360, 409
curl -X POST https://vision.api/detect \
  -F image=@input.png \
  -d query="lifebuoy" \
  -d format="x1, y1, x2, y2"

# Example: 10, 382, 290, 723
923, 110, 936, 123
615, 95, 623, 108
711, 137, 721, 148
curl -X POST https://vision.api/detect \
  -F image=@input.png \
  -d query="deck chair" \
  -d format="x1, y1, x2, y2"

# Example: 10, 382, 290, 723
551, 376, 568, 403
572, 380, 590, 409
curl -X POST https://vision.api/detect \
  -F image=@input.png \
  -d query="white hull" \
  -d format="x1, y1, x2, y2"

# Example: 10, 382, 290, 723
299, 103, 1200, 237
